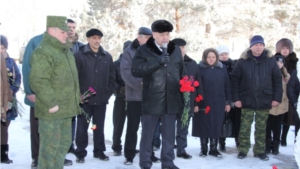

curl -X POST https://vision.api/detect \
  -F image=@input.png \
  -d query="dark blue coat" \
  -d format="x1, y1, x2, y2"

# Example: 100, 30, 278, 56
192, 61, 231, 138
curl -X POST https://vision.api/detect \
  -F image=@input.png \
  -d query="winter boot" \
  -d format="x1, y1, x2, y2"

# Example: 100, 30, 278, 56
235, 136, 240, 148
219, 137, 226, 152
1, 144, 13, 164
264, 138, 272, 154
209, 138, 222, 158
281, 125, 288, 146
272, 139, 280, 155
199, 138, 208, 157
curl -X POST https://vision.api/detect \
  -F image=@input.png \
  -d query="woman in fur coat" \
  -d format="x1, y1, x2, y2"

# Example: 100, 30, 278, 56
265, 54, 290, 155
275, 38, 299, 146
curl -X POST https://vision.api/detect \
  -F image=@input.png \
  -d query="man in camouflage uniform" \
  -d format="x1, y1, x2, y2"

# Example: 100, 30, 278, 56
231, 35, 282, 161
29, 15, 80, 169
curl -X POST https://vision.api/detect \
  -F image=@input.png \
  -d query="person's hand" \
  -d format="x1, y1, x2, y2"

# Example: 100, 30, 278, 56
225, 105, 231, 112
26, 94, 36, 103
194, 106, 199, 113
272, 101, 280, 107
49, 105, 59, 113
234, 101, 242, 108
157, 54, 170, 65
294, 102, 298, 108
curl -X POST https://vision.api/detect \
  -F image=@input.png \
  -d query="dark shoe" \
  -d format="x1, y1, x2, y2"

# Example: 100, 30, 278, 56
219, 138, 226, 152
68, 145, 75, 154
272, 140, 280, 155
153, 146, 160, 151
124, 158, 133, 165
209, 150, 222, 158
1, 144, 13, 164
31, 159, 38, 169
76, 157, 85, 163
151, 152, 161, 163
135, 149, 140, 154
96, 152, 109, 161
114, 151, 122, 156
237, 152, 247, 159
264, 138, 272, 154
254, 153, 269, 161
177, 152, 192, 159
64, 159, 73, 166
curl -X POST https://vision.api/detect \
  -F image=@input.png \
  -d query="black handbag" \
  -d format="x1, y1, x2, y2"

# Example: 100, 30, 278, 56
220, 113, 233, 138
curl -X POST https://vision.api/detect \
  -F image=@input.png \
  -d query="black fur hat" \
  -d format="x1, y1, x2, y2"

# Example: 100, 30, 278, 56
0, 35, 8, 49
276, 38, 293, 54
172, 38, 186, 46
86, 29, 103, 37
151, 20, 173, 33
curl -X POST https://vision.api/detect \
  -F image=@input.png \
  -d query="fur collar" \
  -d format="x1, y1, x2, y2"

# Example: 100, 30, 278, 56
199, 61, 223, 69
240, 48, 273, 60
145, 36, 176, 55
275, 52, 298, 62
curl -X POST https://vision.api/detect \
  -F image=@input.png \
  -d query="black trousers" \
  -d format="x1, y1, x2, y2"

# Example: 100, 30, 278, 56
75, 104, 106, 158
152, 120, 161, 148
266, 114, 284, 141
124, 101, 142, 160
30, 107, 39, 160
111, 96, 126, 152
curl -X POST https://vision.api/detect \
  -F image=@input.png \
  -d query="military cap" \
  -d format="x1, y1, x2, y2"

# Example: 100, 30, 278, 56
46, 15, 69, 32
138, 27, 152, 35
123, 40, 132, 51
172, 38, 186, 46
151, 20, 173, 33
86, 29, 103, 37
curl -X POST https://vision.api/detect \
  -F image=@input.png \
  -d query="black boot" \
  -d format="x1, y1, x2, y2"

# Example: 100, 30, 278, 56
219, 137, 226, 152
235, 137, 240, 148
209, 138, 222, 158
281, 125, 288, 146
264, 138, 272, 154
199, 138, 208, 157
1, 144, 13, 164
272, 139, 280, 155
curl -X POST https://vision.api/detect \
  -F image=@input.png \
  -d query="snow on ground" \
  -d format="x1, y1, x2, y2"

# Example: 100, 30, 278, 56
0, 65, 298, 169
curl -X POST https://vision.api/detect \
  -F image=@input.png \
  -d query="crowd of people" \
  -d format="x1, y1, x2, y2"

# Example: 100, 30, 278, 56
0, 15, 299, 169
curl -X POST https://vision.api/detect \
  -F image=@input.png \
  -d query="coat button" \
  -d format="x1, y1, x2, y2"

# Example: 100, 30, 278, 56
167, 73, 170, 76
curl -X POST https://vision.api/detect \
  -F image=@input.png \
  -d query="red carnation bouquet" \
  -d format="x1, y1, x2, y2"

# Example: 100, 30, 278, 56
80, 87, 97, 130
180, 75, 201, 127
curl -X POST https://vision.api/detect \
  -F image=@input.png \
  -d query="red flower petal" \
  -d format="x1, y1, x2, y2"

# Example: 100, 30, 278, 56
193, 81, 199, 87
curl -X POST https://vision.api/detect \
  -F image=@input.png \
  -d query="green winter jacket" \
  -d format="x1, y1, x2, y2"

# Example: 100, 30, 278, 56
29, 32, 80, 119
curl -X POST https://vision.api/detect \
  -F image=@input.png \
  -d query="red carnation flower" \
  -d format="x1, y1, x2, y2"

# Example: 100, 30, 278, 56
205, 106, 211, 114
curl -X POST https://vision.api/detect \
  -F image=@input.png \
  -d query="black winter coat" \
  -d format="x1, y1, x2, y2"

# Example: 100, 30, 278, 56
287, 70, 300, 106
192, 61, 231, 138
231, 49, 283, 110
183, 55, 204, 116
113, 55, 125, 98
75, 44, 115, 105
131, 37, 185, 116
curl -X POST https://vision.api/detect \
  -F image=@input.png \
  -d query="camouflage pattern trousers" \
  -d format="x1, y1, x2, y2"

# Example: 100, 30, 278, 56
38, 118, 72, 169
238, 109, 269, 155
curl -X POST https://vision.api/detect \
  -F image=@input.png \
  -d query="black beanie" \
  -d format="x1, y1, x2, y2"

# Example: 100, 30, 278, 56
0, 35, 8, 49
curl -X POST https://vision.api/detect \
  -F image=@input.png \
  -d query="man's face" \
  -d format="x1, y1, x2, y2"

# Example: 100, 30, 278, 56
0, 45, 6, 56
51, 28, 68, 44
153, 32, 170, 47
280, 47, 290, 57
219, 52, 229, 61
179, 46, 186, 57
250, 43, 264, 56
67, 22, 76, 37
137, 35, 151, 45
87, 35, 101, 51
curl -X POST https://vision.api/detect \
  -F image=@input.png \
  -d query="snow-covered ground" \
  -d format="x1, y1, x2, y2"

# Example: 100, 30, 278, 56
0, 65, 298, 169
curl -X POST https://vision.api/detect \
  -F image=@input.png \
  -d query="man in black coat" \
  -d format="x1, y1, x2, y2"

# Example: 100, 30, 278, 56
111, 40, 132, 156
132, 20, 185, 169
171, 38, 204, 159
74, 29, 115, 163
231, 35, 282, 161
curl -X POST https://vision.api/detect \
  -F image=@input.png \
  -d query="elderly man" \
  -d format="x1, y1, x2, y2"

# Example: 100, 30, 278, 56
29, 16, 81, 169
231, 35, 282, 161
132, 20, 185, 169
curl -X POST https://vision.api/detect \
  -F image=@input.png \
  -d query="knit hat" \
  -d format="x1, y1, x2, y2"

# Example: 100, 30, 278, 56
275, 38, 293, 54
123, 40, 132, 51
0, 35, 8, 49
216, 45, 230, 55
46, 16, 69, 32
274, 54, 285, 64
250, 35, 265, 47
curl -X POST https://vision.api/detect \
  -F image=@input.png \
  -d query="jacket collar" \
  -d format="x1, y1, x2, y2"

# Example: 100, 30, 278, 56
43, 32, 70, 51
145, 36, 176, 55
83, 44, 106, 55
240, 48, 273, 60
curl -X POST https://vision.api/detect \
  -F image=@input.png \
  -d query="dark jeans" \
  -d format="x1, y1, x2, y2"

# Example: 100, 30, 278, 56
266, 114, 284, 141
75, 104, 107, 158
30, 107, 39, 160
152, 120, 161, 148
112, 96, 126, 152
124, 101, 142, 160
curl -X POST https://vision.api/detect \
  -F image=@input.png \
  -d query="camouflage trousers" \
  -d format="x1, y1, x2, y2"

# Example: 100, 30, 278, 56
38, 118, 72, 169
238, 109, 269, 154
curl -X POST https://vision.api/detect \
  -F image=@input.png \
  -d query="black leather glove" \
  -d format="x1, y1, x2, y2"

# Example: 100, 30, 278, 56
157, 54, 170, 65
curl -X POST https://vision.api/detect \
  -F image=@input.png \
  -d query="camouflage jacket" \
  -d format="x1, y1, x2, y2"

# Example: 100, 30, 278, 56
29, 32, 80, 119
